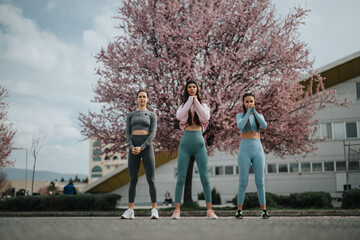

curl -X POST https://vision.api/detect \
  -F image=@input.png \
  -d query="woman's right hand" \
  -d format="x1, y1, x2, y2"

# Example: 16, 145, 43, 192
249, 103, 255, 110
131, 147, 141, 155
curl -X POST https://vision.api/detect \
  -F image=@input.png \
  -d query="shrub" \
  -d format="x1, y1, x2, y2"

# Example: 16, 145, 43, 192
342, 189, 360, 209
197, 192, 205, 200
232, 192, 280, 208
288, 192, 332, 208
181, 201, 200, 210
197, 187, 222, 204
0, 193, 121, 211
232, 191, 332, 209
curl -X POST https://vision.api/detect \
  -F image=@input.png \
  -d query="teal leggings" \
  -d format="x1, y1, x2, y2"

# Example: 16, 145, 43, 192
175, 130, 212, 203
237, 138, 266, 205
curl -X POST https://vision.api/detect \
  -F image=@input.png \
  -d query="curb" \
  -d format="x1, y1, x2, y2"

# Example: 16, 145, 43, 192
1, 210, 360, 217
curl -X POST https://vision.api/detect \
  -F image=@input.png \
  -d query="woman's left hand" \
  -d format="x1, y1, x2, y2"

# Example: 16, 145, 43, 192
132, 147, 142, 155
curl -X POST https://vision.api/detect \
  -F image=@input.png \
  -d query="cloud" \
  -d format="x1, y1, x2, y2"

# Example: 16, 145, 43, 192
0, 4, 76, 71
46, 0, 58, 11
0, 3, 114, 174
82, 7, 120, 53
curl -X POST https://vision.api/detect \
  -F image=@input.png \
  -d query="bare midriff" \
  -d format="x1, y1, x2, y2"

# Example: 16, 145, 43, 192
184, 125, 202, 131
241, 131, 260, 139
132, 130, 150, 135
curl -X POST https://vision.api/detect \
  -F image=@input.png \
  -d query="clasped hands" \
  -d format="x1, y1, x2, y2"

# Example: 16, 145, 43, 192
131, 146, 143, 155
248, 103, 255, 110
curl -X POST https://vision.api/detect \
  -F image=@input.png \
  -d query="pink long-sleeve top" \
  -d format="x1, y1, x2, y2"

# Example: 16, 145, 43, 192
176, 97, 210, 132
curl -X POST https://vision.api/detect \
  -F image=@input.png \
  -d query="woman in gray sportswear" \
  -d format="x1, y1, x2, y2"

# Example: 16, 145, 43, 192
121, 89, 158, 219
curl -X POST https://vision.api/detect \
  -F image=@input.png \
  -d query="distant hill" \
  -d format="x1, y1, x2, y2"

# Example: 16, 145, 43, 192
1, 168, 87, 182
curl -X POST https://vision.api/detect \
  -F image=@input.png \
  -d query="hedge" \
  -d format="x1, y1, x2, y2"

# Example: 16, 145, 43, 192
0, 193, 121, 211
232, 191, 332, 209
197, 188, 222, 204
342, 189, 360, 209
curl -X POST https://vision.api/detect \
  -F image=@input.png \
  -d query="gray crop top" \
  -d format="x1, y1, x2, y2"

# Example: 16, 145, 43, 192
126, 110, 157, 150
236, 108, 267, 133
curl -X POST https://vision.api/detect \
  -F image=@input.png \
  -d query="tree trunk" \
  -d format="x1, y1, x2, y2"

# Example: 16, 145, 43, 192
31, 156, 36, 195
183, 155, 195, 203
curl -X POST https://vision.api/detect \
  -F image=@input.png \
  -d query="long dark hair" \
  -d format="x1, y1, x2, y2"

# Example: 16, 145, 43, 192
137, 89, 150, 109
182, 80, 203, 126
242, 92, 259, 130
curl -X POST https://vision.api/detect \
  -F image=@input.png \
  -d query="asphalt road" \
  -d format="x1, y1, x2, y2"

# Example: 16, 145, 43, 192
1, 216, 359, 240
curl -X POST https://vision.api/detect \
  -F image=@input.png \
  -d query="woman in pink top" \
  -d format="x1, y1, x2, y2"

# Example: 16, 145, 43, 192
171, 80, 217, 219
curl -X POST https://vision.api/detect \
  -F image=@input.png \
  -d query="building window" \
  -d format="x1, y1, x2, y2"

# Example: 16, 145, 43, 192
93, 141, 101, 148
115, 165, 119, 169
107, 166, 110, 169
290, 163, 299, 173
279, 164, 288, 173
267, 164, 277, 173
320, 123, 332, 139
113, 156, 119, 160
92, 166, 102, 173
235, 166, 239, 174
356, 82, 360, 99
349, 161, 360, 171
105, 156, 110, 161
301, 163, 311, 172
333, 123, 345, 139
91, 174, 102, 178
312, 163, 322, 172
346, 122, 357, 138
215, 166, 224, 175
225, 166, 234, 175
93, 149, 101, 156
208, 166, 214, 176
93, 157, 101, 161
336, 161, 346, 171
324, 162, 334, 172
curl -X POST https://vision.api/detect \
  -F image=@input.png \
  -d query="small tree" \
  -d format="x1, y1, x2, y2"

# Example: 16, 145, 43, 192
74, 175, 80, 182
30, 134, 46, 194
0, 86, 16, 168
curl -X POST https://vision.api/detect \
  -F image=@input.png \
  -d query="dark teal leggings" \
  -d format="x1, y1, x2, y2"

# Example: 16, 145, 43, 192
175, 130, 211, 203
128, 135, 156, 203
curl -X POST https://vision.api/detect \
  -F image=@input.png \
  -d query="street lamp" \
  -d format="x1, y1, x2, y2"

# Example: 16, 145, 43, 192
13, 147, 28, 195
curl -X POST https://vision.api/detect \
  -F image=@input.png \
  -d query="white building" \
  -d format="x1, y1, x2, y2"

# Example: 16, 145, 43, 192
88, 138, 127, 184
84, 51, 360, 206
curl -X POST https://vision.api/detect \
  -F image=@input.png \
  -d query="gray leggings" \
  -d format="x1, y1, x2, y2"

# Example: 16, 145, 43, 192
128, 135, 157, 203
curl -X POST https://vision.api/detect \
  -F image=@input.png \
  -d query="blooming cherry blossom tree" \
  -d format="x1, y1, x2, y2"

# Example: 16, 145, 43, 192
80, 0, 349, 201
0, 86, 16, 168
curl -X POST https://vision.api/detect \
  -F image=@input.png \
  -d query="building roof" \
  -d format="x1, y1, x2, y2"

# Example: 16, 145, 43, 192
306, 50, 360, 90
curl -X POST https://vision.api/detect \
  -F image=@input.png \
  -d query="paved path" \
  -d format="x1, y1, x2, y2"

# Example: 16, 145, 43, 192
1, 216, 359, 240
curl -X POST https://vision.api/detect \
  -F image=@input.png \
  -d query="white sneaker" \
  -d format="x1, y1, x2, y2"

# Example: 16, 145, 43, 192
121, 208, 135, 219
151, 208, 159, 219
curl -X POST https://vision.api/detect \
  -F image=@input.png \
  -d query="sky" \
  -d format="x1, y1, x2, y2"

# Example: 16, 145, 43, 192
1, 0, 360, 175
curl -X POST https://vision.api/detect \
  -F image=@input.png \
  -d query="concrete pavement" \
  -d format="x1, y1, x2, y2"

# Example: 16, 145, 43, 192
1, 209, 360, 217
0, 216, 359, 240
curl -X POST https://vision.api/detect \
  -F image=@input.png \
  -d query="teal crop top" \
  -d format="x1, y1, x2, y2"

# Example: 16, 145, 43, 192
236, 108, 267, 133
